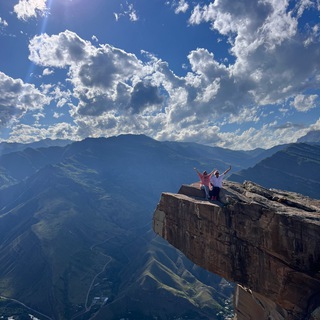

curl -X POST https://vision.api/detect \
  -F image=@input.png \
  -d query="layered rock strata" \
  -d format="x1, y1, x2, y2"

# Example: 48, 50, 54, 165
153, 181, 320, 320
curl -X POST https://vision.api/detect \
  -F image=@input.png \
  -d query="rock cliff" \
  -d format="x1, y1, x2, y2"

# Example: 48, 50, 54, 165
153, 181, 320, 320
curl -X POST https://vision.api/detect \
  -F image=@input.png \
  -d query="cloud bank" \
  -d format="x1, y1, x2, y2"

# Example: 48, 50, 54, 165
2, 0, 320, 149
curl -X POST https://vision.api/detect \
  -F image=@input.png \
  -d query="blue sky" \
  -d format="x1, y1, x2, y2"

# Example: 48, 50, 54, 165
0, 0, 319, 150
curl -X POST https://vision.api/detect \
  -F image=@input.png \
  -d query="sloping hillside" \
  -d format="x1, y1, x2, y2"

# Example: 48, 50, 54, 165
0, 135, 235, 320
229, 143, 320, 199
3, 135, 310, 319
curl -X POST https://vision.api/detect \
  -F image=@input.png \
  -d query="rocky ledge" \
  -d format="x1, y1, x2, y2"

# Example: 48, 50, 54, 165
153, 181, 320, 320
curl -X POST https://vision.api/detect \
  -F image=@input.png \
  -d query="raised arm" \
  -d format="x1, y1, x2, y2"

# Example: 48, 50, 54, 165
223, 165, 232, 175
194, 167, 201, 178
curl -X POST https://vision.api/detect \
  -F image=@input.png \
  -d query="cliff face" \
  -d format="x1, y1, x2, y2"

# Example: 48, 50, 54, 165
153, 181, 320, 320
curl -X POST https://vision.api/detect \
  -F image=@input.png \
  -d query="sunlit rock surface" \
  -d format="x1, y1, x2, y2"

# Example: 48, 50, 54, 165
153, 181, 320, 320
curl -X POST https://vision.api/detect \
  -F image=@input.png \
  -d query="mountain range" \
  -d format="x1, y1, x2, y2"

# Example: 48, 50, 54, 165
0, 134, 319, 319
296, 130, 320, 143
230, 143, 320, 199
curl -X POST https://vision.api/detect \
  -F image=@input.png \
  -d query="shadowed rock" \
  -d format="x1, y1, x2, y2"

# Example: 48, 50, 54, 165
153, 180, 320, 320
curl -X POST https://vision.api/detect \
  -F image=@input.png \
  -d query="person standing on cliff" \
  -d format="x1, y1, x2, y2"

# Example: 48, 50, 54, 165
194, 167, 215, 200
210, 165, 231, 201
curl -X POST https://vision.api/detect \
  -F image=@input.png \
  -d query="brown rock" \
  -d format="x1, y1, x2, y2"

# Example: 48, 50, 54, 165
153, 180, 320, 320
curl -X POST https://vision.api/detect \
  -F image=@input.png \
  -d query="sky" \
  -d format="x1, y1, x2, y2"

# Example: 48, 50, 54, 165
0, 0, 320, 150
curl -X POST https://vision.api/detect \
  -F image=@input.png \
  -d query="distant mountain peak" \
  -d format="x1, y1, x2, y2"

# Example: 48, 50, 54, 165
297, 130, 320, 143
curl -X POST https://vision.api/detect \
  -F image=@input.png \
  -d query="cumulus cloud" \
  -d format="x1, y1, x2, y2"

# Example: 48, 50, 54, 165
28, 31, 168, 130
6, 0, 317, 149
129, 82, 164, 114
14, 0, 48, 21
188, 0, 320, 107
29, 31, 88, 68
0, 72, 49, 127
25, 15, 320, 148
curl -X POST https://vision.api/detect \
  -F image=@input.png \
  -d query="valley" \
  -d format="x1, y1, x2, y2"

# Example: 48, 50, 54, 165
0, 135, 319, 319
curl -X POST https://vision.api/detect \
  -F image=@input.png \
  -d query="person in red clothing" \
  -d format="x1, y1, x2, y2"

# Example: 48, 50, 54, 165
194, 167, 215, 200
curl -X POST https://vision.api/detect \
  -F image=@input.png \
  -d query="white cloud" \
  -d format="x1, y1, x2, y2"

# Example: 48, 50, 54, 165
114, 2, 139, 22
128, 5, 138, 22
23, 16, 320, 149
42, 68, 54, 76
3, 0, 318, 149
114, 12, 120, 22
291, 94, 318, 112
91, 35, 98, 42
216, 122, 310, 150
14, 0, 48, 21
53, 112, 64, 119
8, 122, 77, 143
28, 31, 167, 130
174, 0, 189, 14
0, 72, 49, 127
33, 111, 45, 122
188, 0, 320, 108
48, 85, 72, 108
29, 31, 89, 68
0, 17, 8, 27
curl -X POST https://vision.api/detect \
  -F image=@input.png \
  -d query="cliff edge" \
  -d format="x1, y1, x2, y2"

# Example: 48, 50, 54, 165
152, 181, 320, 320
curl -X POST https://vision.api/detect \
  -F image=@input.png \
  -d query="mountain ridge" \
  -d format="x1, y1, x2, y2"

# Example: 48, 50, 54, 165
229, 143, 320, 199
0, 135, 319, 319
0, 135, 235, 319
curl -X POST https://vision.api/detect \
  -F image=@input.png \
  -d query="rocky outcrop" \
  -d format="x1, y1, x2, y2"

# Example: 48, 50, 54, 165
153, 181, 320, 320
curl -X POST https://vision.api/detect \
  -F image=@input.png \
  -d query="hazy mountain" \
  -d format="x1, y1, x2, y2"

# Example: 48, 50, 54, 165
160, 141, 288, 171
1, 135, 314, 319
0, 138, 73, 155
0, 135, 238, 320
243, 143, 289, 167
229, 143, 320, 199
297, 130, 320, 143
0, 134, 274, 191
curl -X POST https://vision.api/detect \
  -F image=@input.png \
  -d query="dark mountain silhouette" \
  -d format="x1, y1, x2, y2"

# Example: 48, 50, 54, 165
229, 143, 320, 199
